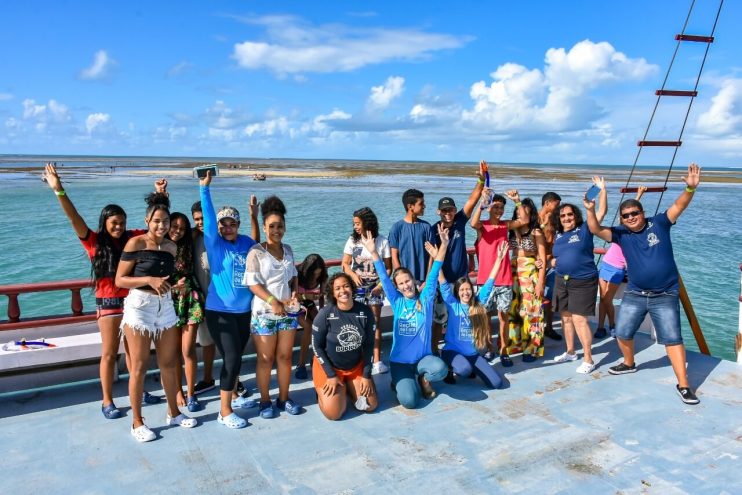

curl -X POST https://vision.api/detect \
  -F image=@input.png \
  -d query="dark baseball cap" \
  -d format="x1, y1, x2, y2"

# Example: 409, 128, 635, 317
438, 197, 456, 209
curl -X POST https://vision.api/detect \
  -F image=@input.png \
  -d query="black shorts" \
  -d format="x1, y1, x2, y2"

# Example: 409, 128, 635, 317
554, 276, 598, 317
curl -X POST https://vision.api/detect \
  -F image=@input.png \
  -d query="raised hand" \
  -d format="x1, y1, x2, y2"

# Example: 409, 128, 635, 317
582, 195, 596, 211
154, 178, 168, 195
360, 231, 377, 255
591, 176, 606, 190
496, 242, 508, 260
424, 241, 439, 259
505, 189, 520, 202
478, 160, 487, 181
436, 223, 450, 246
43, 162, 63, 192
249, 195, 259, 218
199, 170, 212, 187
682, 162, 701, 189
480, 187, 492, 202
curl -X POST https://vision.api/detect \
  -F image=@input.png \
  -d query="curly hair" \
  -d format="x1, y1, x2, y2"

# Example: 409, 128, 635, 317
552, 203, 585, 234
324, 272, 358, 306
144, 192, 170, 221
351, 207, 379, 242
261, 195, 286, 223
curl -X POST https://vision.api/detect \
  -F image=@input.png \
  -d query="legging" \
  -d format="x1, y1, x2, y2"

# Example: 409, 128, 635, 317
441, 349, 503, 389
205, 309, 251, 392
389, 355, 448, 409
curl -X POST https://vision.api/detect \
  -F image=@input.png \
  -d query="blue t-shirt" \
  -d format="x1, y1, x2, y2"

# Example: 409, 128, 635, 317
376, 259, 442, 364
611, 211, 678, 292
440, 279, 493, 356
388, 219, 434, 282
553, 224, 598, 280
433, 210, 469, 282
200, 185, 256, 313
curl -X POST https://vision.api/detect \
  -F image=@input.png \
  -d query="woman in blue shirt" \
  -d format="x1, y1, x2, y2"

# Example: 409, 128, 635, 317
360, 224, 449, 409
437, 243, 508, 389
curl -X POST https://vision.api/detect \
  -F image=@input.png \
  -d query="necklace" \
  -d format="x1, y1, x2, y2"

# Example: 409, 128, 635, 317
147, 233, 162, 250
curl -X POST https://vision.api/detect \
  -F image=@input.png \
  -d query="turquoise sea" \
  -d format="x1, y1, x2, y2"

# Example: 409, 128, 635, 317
1, 157, 740, 361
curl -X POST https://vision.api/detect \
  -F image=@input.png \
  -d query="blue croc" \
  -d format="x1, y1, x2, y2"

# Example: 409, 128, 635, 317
231, 396, 257, 409
101, 403, 121, 419
259, 400, 276, 419
142, 391, 161, 405
186, 395, 202, 412
276, 398, 304, 416
294, 365, 308, 380
218, 412, 248, 429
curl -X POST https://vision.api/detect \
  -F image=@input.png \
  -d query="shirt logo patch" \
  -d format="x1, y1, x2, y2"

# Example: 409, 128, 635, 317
647, 233, 659, 247
232, 253, 247, 288
568, 234, 580, 243
336, 324, 362, 352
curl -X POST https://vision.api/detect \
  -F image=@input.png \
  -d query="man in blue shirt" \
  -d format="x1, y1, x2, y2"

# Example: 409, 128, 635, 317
586, 162, 702, 405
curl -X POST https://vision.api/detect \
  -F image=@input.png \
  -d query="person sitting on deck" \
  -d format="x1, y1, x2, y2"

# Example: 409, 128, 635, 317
294, 253, 329, 380
585, 162, 702, 405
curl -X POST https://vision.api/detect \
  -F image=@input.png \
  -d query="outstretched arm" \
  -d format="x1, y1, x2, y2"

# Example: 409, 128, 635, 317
462, 160, 487, 218
43, 163, 90, 238
592, 176, 608, 224
667, 162, 700, 223
248, 195, 260, 242
504, 189, 528, 229
584, 196, 612, 242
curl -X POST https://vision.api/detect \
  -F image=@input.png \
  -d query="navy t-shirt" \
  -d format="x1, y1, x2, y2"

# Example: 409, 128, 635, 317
611, 211, 678, 292
553, 224, 598, 280
388, 219, 435, 282
433, 210, 469, 282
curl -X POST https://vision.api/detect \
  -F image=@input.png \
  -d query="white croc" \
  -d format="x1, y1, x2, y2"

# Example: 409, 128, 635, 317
131, 424, 156, 442
166, 413, 197, 428
218, 412, 247, 429
554, 352, 578, 363
576, 361, 596, 374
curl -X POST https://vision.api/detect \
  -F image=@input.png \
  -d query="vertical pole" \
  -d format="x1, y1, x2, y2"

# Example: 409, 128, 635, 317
7, 294, 21, 322
678, 275, 710, 355
71, 288, 83, 316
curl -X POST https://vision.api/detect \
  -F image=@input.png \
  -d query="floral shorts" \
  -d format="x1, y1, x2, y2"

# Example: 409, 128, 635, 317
250, 311, 300, 336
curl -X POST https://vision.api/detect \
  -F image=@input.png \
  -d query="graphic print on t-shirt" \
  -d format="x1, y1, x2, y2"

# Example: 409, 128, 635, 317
336, 324, 363, 352
459, 314, 472, 341
350, 245, 377, 282
232, 253, 247, 288
397, 307, 418, 336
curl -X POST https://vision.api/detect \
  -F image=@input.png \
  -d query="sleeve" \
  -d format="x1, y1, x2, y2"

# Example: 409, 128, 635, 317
610, 226, 621, 244
78, 229, 96, 260
658, 211, 674, 227
478, 279, 495, 305
199, 185, 219, 250
311, 307, 336, 378
361, 306, 376, 378
439, 281, 457, 306
343, 237, 354, 255
379, 237, 391, 258
387, 223, 399, 249
286, 245, 298, 279
374, 259, 398, 303
421, 260, 443, 303
120, 251, 138, 262
244, 247, 265, 286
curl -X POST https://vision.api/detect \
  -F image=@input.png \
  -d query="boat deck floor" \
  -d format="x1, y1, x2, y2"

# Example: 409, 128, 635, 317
2, 332, 741, 494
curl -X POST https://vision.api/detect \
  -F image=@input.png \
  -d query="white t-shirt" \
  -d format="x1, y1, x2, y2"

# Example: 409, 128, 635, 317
343, 235, 391, 284
243, 243, 298, 315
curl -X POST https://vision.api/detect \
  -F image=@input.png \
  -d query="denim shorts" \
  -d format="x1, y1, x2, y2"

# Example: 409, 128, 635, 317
484, 285, 513, 313
250, 311, 299, 336
615, 290, 682, 345
120, 289, 178, 337
599, 262, 626, 285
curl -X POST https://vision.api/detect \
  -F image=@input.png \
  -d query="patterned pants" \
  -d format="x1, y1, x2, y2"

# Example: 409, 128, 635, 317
505, 256, 544, 357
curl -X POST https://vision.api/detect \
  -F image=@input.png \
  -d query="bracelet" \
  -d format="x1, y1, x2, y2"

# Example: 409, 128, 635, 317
55, 190, 66, 197
266, 295, 275, 304
685, 186, 696, 193
515, 201, 522, 207
477, 178, 485, 185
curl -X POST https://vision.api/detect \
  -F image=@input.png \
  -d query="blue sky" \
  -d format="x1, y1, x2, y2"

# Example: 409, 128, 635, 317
1, 0, 740, 166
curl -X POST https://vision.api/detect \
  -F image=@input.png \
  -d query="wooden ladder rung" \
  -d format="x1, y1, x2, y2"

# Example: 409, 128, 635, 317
675, 34, 714, 43
637, 140, 682, 147
656, 90, 698, 97
620, 187, 668, 193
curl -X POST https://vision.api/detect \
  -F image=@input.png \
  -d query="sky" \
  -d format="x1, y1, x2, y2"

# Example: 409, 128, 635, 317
1, 0, 740, 166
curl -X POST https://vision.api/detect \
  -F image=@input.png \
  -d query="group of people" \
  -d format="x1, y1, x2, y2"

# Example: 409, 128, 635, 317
44, 159, 702, 442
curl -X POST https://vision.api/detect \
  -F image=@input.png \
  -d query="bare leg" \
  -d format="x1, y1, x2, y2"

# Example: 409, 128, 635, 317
202, 344, 215, 382
561, 311, 576, 355
276, 330, 296, 401
371, 305, 382, 363
173, 326, 186, 406
497, 309, 509, 354
124, 326, 152, 428
602, 281, 620, 328
98, 315, 122, 406
572, 314, 593, 363
666, 344, 690, 388
253, 335, 277, 402
617, 338, 635, 366
296, 316, 312, 367
182, 323, 199, 398
154, 327, 182, 419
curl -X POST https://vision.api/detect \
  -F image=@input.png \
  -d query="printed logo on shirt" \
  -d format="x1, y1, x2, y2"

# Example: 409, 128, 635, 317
232, 253, 247, 288
459, 314, 472, 341
568, 234, 580, 243
647, 233, 659, 247
336, 324, 362, 352
397, 305, 418, 336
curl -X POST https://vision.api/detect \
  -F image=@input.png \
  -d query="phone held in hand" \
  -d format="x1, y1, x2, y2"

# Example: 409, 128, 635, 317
193, 164, 219, 179
585, 184, 601, 202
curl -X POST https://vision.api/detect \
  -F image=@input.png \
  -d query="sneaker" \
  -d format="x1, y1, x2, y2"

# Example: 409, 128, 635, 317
593, 327, 607, 338
218, 412, 248, 429
186, 395, 202, 413
131, 424, 156, 443
372, 361, 389, 375
193, 380, 215, 395
142, 391, 161, 405
101, 403, 121, 420
165, 413, 198, 428
500, 354, 513, 367
554, 351, 578, 363
576, 361, 596, 374
294, 365, 308, 380
608, 362, 637, 375
231, 396, 258, 409
276, 398, 304, 415
676, 385, 700, 405
259, 400, 276, 419
544, 327, 563, 341
236, 381, 252, 398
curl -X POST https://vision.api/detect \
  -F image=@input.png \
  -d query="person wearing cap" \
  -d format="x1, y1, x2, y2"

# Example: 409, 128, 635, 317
198, 171, 259, 429
429, 161, 485, 355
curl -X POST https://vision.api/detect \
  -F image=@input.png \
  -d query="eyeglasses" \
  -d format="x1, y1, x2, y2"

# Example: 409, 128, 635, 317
559, 212, 574, 219
621, 210, 643, 219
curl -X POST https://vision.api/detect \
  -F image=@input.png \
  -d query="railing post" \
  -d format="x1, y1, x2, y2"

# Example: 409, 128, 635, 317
7, 293, 21, 322
71, 288, 84, 316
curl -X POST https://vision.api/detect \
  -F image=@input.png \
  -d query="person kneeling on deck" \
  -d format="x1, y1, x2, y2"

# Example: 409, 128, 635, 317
586, 162, 702, 405
361, 225, 449, 409
312, 273, 378, 420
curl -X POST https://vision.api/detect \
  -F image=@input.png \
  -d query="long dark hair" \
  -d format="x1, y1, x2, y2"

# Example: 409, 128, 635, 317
91, 204, 130, 280
552, 203, 585, 234
324, 272, 357, 306
509, 197, 538, 240
451, 277, 490, 350
168, 212, 194, 269
351, 207, 379, 242
297, 253, 328, 290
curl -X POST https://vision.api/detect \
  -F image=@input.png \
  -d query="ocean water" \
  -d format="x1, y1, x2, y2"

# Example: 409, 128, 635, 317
1, 159, 740, 361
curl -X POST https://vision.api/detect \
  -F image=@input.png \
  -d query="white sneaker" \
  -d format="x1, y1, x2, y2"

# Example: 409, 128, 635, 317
131, 424, 156, 442
166, 413, 197, 428
576, 361, 596, 374
372, 361, 389, 375
554, 352, 578, 363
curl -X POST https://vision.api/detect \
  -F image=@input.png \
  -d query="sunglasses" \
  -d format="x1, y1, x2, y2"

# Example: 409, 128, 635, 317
559, 212, 574, 219
621, 210, 643, 219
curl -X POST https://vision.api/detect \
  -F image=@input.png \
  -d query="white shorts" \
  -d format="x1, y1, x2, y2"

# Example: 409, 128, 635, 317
120, 289, 178, 337
196, 321, 214, 346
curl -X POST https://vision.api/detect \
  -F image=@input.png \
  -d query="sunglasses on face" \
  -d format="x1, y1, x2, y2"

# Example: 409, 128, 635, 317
559, 212, 574, 219
621, 210, 643, 219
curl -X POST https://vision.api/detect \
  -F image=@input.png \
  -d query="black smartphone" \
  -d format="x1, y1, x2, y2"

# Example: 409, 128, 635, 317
193, 165, 218, 179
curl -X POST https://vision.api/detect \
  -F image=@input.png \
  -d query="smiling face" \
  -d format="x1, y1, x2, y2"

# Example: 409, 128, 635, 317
218, 218, 239, 241
457, 280, 473, 304
393, 270, 416, 298
192, 211, 204, 233
437, 207, 457, 227
488, 201, 505, 221
332, 275, 353, 308
146, 209, 170, 239
559, 206, 576, 231
263, 213, 286, 243
105, 214, 127, 239
168, 216, 188, 242
353, 216, 364, 236
620, 206, 646, 232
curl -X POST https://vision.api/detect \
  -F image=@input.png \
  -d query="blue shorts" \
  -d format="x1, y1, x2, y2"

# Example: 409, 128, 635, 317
599, 262, 626, 284
615, 290, 682, 345
250, 312, 299, 336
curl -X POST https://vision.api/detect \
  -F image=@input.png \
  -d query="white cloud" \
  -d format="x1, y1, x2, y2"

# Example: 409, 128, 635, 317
0, 93, 13, 101
244, 117, 291, 137
86, 112, 110, 134
367, 76, 405, 110
166, 61, 194, 78
231, 15, 470, 75
79, 50, 116, 80
204, 100, 247, 129
696, 78, 742, 136
22, 98, 71, 124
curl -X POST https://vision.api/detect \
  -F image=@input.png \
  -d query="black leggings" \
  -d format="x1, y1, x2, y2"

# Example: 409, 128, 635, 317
205, 310, 251, 392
